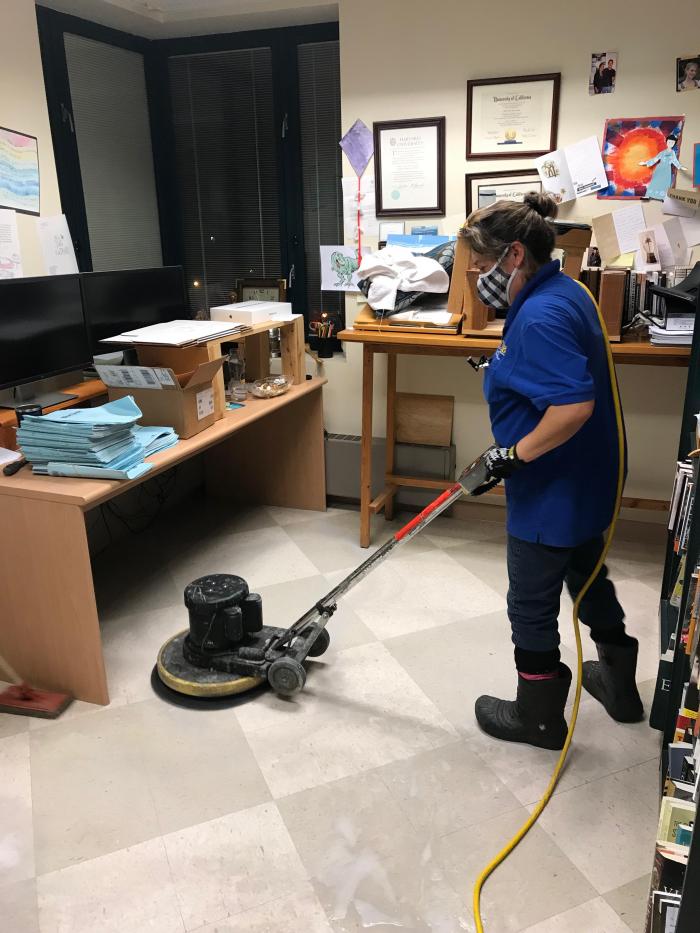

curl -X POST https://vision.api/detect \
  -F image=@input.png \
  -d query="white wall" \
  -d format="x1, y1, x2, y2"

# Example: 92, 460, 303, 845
332, 0, 697, 502
3, 0, 62, 275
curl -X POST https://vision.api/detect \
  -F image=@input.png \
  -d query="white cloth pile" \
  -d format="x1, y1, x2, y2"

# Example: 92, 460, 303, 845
357, 246, 449, 312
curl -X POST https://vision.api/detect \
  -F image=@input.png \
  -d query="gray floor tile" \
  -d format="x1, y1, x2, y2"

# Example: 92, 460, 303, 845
37, 837, 184, 933
190, 884, 333, 932
277, 770, 424, 882
385, 610, 578, 736
255, 574, 377, 652
437, 807, 597, 932
236, 642, 458, 798
168, 525, 320, 592
134, 698, 271, 834
30, 704, 161, 874
0, 732, 34, 884
0, 876, 39, 933
603, 874, 651, 933
162, 802, 307, 930
519, 896, 633, 932
0, 706, 30, 740
376, 741, 522, 838
534, 759, 659, 894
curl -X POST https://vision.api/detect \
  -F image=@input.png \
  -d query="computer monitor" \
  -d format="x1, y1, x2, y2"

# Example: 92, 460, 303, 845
81, 266, 189, 352
0, 274, 92, 409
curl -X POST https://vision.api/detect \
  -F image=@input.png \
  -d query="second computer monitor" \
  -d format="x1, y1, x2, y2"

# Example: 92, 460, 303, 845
82, 266, 189, 351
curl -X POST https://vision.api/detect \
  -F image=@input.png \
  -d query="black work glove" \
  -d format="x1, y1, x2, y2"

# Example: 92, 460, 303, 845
471, 444, 524, 497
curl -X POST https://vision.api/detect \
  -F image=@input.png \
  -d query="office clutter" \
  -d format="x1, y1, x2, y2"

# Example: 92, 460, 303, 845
357, 242, 452, 313
100, 319, 251, 347
97, 359, 225, 439
210, 300, 295, 325
15, 396, 177, 480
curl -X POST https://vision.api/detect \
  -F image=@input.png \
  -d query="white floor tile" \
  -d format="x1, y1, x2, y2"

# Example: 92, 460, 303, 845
37, 837, 184, 933
0, 732, 33, 884
163, 802, 307, 931
519, 896, 633, 932
0, 878, 39, 933
190, 884, 333, 932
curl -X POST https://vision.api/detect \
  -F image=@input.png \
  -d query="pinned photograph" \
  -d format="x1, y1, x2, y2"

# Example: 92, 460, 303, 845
677, 55, 700, 92
638, 229, 661, 271
590, 52, 617, 95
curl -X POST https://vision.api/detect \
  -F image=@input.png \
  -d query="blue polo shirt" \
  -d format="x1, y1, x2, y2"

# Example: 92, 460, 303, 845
482, 260, 623, 547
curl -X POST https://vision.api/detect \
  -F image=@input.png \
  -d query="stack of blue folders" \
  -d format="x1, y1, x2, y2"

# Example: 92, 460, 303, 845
17, 396, 179, 481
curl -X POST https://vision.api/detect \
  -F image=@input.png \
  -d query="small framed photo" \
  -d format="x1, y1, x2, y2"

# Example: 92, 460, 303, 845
373, 117, 446, 216
466, 74, 560, 159
0, 126, 40, 215
589, 52, 618, 95
677, 55, 700, 92
378, 221, 405, 241
465, 169, 542, 216
229, 277, 287, 304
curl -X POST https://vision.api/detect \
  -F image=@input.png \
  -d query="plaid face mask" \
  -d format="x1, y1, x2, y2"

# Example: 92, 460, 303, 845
476, 245, 518, 310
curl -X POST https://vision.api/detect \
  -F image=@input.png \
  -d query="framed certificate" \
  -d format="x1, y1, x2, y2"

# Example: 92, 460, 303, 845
373, 117, 445, 216
465, 169, 542, 215
466, 74, 560, 159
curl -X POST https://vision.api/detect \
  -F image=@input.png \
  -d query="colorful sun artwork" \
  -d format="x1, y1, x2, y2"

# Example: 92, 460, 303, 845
598, 116, 684, 199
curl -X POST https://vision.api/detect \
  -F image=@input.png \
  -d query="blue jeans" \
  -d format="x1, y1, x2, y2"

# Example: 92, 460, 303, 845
506, 534, 625, 653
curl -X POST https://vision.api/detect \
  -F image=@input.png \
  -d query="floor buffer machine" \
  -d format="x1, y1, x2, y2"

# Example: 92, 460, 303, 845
155, 449, 494, 701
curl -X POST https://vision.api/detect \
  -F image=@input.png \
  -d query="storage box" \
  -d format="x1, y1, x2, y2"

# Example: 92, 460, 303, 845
210, 300, 293, 325
96, 358, 225, 439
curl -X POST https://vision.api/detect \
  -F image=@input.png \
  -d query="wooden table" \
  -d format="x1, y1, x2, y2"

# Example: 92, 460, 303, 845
0, 378, 107, 450
338, 328, 690, 547
0, 378, 326, 704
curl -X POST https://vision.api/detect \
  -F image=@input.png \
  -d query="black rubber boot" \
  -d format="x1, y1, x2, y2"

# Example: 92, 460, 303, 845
582, 639, 644, 723
475, 663, 572, 750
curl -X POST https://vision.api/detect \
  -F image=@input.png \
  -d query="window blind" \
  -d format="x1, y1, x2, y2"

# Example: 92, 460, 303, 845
64, 34, 163, 271
168, 47, 281, 314
297, 40, 343, 319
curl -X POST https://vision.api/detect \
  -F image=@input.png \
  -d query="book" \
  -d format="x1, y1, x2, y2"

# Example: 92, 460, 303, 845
645, 845, 687, 933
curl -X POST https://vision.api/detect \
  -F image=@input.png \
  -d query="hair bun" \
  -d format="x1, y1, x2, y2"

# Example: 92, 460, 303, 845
524, 191, 558, 220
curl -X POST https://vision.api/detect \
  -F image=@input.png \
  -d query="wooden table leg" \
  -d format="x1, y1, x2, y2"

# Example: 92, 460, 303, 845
385, 352, 397, 521
360, 345, 374, 547
0, 497, 108, 704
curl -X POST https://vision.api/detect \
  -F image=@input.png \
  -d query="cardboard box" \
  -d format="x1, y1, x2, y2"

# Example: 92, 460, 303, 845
97, 358, 225, 439
210, 300, 293, 325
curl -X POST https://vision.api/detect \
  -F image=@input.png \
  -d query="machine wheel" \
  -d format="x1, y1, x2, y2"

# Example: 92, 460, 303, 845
306, 628, 330, 658
268, 657, 306, 697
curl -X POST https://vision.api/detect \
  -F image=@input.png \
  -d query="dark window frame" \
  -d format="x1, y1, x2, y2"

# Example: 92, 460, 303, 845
37, 6, 340, 330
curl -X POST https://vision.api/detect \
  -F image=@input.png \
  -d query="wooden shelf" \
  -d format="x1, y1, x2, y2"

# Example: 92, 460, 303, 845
339, 328, 691, 367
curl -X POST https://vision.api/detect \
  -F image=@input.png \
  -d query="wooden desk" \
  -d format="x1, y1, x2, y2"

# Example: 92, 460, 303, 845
0, 378, 326, 704
338, 328, 690, 547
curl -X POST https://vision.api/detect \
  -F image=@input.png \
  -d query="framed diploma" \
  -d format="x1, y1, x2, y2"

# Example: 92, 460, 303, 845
373, 117, 445, 216
466, 74, 560, 159
465, 169, 542, 215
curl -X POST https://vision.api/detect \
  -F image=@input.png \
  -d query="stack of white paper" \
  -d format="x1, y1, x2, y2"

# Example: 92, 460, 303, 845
101, 320, 252, 347
649, 324, 693, 346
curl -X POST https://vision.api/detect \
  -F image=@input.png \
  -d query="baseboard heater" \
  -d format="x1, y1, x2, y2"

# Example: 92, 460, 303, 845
325, 433, 456, 508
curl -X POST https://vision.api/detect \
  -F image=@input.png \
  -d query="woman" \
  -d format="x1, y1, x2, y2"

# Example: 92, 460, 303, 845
678, 59, 700, 91
592, 61, 605, 94
640, 134, 685, 201
460, 193, 643, 750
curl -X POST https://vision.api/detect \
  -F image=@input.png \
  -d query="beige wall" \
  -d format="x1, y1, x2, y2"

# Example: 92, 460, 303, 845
333, 0, 697, 503
3, 0, 62, 275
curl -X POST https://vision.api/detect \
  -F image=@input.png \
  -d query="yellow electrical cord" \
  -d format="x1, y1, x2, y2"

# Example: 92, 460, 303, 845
472, 283, 627, 932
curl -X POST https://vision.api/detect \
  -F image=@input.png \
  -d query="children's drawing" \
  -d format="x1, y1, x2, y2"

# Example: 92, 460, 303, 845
598, 116, 685, 199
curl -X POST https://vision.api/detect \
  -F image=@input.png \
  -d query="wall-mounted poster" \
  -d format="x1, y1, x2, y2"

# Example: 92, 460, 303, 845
465, 170, 541, 215
466, 74, 560, 159
589, 52, 618, 95
373, 117, 445, 216
0, 127, 40, 215
598, 116, 685, 200
677, 55, 700, 92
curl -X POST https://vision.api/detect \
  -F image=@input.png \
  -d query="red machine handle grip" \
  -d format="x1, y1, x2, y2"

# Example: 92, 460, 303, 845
393, 483, 463, 542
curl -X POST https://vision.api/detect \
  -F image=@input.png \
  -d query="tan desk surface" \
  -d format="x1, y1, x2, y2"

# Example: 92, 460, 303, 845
0, 376, 326, 509
338, 328, 690, 367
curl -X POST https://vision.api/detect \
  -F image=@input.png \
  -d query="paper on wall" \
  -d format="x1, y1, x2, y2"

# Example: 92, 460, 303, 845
663, 217, 690, 265
37, 214, 78, 275
666, 188, 700, 213
342, 175, 379, 239
680, 216, 700, 248
663, 193, 697, 218
0, 208, 23, 278
535, 136, 607, 203
320, 245, 361, 292
612, 202, 647, 253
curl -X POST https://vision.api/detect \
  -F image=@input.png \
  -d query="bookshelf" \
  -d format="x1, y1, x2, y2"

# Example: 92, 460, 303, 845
649, 286, 700, 932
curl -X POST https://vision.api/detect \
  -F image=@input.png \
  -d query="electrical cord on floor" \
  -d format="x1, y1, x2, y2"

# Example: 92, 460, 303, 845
472, 283, 627, 932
